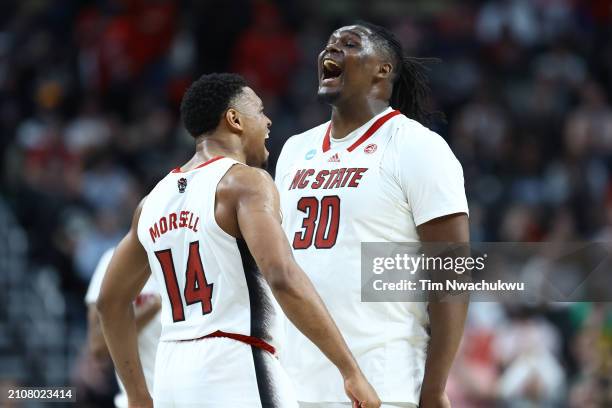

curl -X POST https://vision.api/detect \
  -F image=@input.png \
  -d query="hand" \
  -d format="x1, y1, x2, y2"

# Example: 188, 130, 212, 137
135, 294, 161, 311
343, 371, 381, 408
148, 294, 162, 312
419, 391, 451, 408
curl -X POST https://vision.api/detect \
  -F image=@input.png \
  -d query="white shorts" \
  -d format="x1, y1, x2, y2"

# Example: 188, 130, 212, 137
154, 337, 298, 407
299, 403, 416, 408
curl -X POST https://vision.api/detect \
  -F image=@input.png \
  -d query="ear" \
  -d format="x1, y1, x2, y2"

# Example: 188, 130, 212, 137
224, 108, 243, 133
375, 62, 393, 80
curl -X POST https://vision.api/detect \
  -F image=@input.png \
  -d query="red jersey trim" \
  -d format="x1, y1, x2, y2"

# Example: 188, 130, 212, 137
178, 330, 277, 355
322, 110, 401, 153
171, 156, 224, 173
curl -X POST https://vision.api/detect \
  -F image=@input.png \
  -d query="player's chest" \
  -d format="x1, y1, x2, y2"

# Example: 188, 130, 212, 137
278, 142, 388, 219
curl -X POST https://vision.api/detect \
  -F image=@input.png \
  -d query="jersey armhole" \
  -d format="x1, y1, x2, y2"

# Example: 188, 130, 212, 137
209, 162, 244, 240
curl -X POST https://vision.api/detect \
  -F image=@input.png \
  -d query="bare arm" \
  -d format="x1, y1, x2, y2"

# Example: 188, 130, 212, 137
218, 166, 379, 407
417, 213, 470, 408
87, 271, 159, 362
87, 305, 110, 361
97, 199, 152, 408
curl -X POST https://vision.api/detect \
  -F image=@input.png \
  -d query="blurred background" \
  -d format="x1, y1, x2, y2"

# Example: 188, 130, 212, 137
0, 0, 611, 406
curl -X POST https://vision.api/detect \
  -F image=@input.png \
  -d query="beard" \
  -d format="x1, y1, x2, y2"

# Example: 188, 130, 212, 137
317, 88, 341, 105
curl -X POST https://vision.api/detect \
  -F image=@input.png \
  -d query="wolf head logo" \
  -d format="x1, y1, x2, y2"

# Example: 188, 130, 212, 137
177, 178, 187, 193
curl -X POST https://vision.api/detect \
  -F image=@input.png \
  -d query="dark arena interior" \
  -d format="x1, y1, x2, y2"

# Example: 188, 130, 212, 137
0, 1, 611, 407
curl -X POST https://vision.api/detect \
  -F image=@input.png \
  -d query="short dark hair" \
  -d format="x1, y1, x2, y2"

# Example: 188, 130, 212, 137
180, 73, 248, 137
355, 21, 437, 124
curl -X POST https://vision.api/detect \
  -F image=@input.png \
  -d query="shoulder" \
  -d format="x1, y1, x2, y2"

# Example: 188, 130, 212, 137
217, 164, 277, 200
133, 195, 148, 226
141, 173, 172, 206
388, 115, 457, 159
133, 195, 151, 246
382, 116, 464, 184
390, 115, 445, 147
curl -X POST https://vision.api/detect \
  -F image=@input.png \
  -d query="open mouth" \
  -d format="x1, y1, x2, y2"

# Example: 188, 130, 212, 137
321, 58, 343, 82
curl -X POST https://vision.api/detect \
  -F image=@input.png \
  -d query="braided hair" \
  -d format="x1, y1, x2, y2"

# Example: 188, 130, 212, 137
356, 21, 437, 124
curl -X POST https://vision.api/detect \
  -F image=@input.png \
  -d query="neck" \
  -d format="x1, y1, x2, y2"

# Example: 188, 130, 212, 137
181, 132, 245, 171
329, 98, 389, 139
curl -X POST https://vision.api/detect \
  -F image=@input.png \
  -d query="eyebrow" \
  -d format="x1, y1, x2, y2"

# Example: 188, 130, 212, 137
329, 29, 364, 41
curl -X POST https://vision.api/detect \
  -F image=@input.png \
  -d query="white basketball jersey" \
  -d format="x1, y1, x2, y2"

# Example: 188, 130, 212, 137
137, 157, 282, 350
275, 108, 469, 403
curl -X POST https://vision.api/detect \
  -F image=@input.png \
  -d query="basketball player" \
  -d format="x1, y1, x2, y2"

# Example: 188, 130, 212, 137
275, 22, 469, 408
97, 73, 380, 408
85, 248, 161, 408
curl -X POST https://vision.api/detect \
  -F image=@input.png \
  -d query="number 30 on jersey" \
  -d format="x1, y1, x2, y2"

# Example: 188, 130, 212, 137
292, 195, 340, 249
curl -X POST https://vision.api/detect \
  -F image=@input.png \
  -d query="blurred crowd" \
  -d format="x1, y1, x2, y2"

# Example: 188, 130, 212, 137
1, 0, 611, 406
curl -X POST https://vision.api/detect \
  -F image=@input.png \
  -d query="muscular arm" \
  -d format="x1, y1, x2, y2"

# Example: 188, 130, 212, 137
417, 213, 469, 407
87, 273, 160, 362
97, 199, 152, 407
217, 166, 379, 406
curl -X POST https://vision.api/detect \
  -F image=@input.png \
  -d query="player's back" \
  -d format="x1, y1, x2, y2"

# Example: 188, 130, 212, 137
136, 156, 281, 348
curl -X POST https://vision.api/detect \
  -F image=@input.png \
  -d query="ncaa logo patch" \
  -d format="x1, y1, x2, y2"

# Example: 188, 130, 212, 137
177, 177, 187, 193
305, 149, 316, 160
364, 143, 377, 154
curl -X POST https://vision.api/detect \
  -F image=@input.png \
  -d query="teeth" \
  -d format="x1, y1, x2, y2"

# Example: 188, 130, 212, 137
323, 59, 341, 71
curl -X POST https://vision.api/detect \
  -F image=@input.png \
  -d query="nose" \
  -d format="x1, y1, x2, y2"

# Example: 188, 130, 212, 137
324, 41, 341, 54
266, 116, 272, 128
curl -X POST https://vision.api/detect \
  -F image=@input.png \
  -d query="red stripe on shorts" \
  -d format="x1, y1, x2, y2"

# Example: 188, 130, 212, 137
179, 330, 276, 355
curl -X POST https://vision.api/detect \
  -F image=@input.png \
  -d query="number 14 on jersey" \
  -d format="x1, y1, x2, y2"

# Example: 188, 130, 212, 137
155, 241, 213, 322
